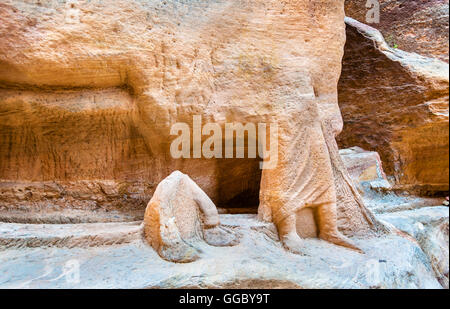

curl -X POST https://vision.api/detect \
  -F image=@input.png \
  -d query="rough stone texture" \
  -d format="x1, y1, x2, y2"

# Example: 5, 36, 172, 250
143, 171, 239, 263
340, 147, 445, 214
0, 208, 143, 224
0, 166, 447, 287
0, 0, 447, 289
0, 221, 142, 248
337, 18, 449, 196
340, 147, 391, 192
344, 0, 449, 62
1, 199, 447, 288
0, 214, 443, 289
0, 0, 384, 251
379, 207, 449, 288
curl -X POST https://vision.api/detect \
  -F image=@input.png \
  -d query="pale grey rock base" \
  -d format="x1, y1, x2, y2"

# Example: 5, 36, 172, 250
379, 207, 449, 288
0, 215, 442, 289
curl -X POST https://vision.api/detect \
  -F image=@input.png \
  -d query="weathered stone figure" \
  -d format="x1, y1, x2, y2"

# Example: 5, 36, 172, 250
143, 171, 239, 263
257, 86, 362, 253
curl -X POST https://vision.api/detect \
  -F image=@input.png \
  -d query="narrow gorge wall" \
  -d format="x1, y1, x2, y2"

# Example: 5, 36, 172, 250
337, 17, 449, 196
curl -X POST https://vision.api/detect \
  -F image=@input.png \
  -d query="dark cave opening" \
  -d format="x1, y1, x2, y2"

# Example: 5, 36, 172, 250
215, 157, 262, 214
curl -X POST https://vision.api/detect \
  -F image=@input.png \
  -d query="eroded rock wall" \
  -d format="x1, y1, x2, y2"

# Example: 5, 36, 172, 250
337, 18, 449, 196
0, 5, 313, 199
0, 0, 384, 238
344, 0, 449, 62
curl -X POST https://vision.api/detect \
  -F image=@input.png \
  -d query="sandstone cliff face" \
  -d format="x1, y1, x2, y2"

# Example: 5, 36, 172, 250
344, 0, 449, 62
0, 0, 282, 212
1, 0, 381, 236
0, 213, 444, 289
337, 18, 449, 196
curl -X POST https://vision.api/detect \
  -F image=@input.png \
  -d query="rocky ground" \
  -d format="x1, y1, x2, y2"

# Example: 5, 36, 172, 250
0, 199, 447, 289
